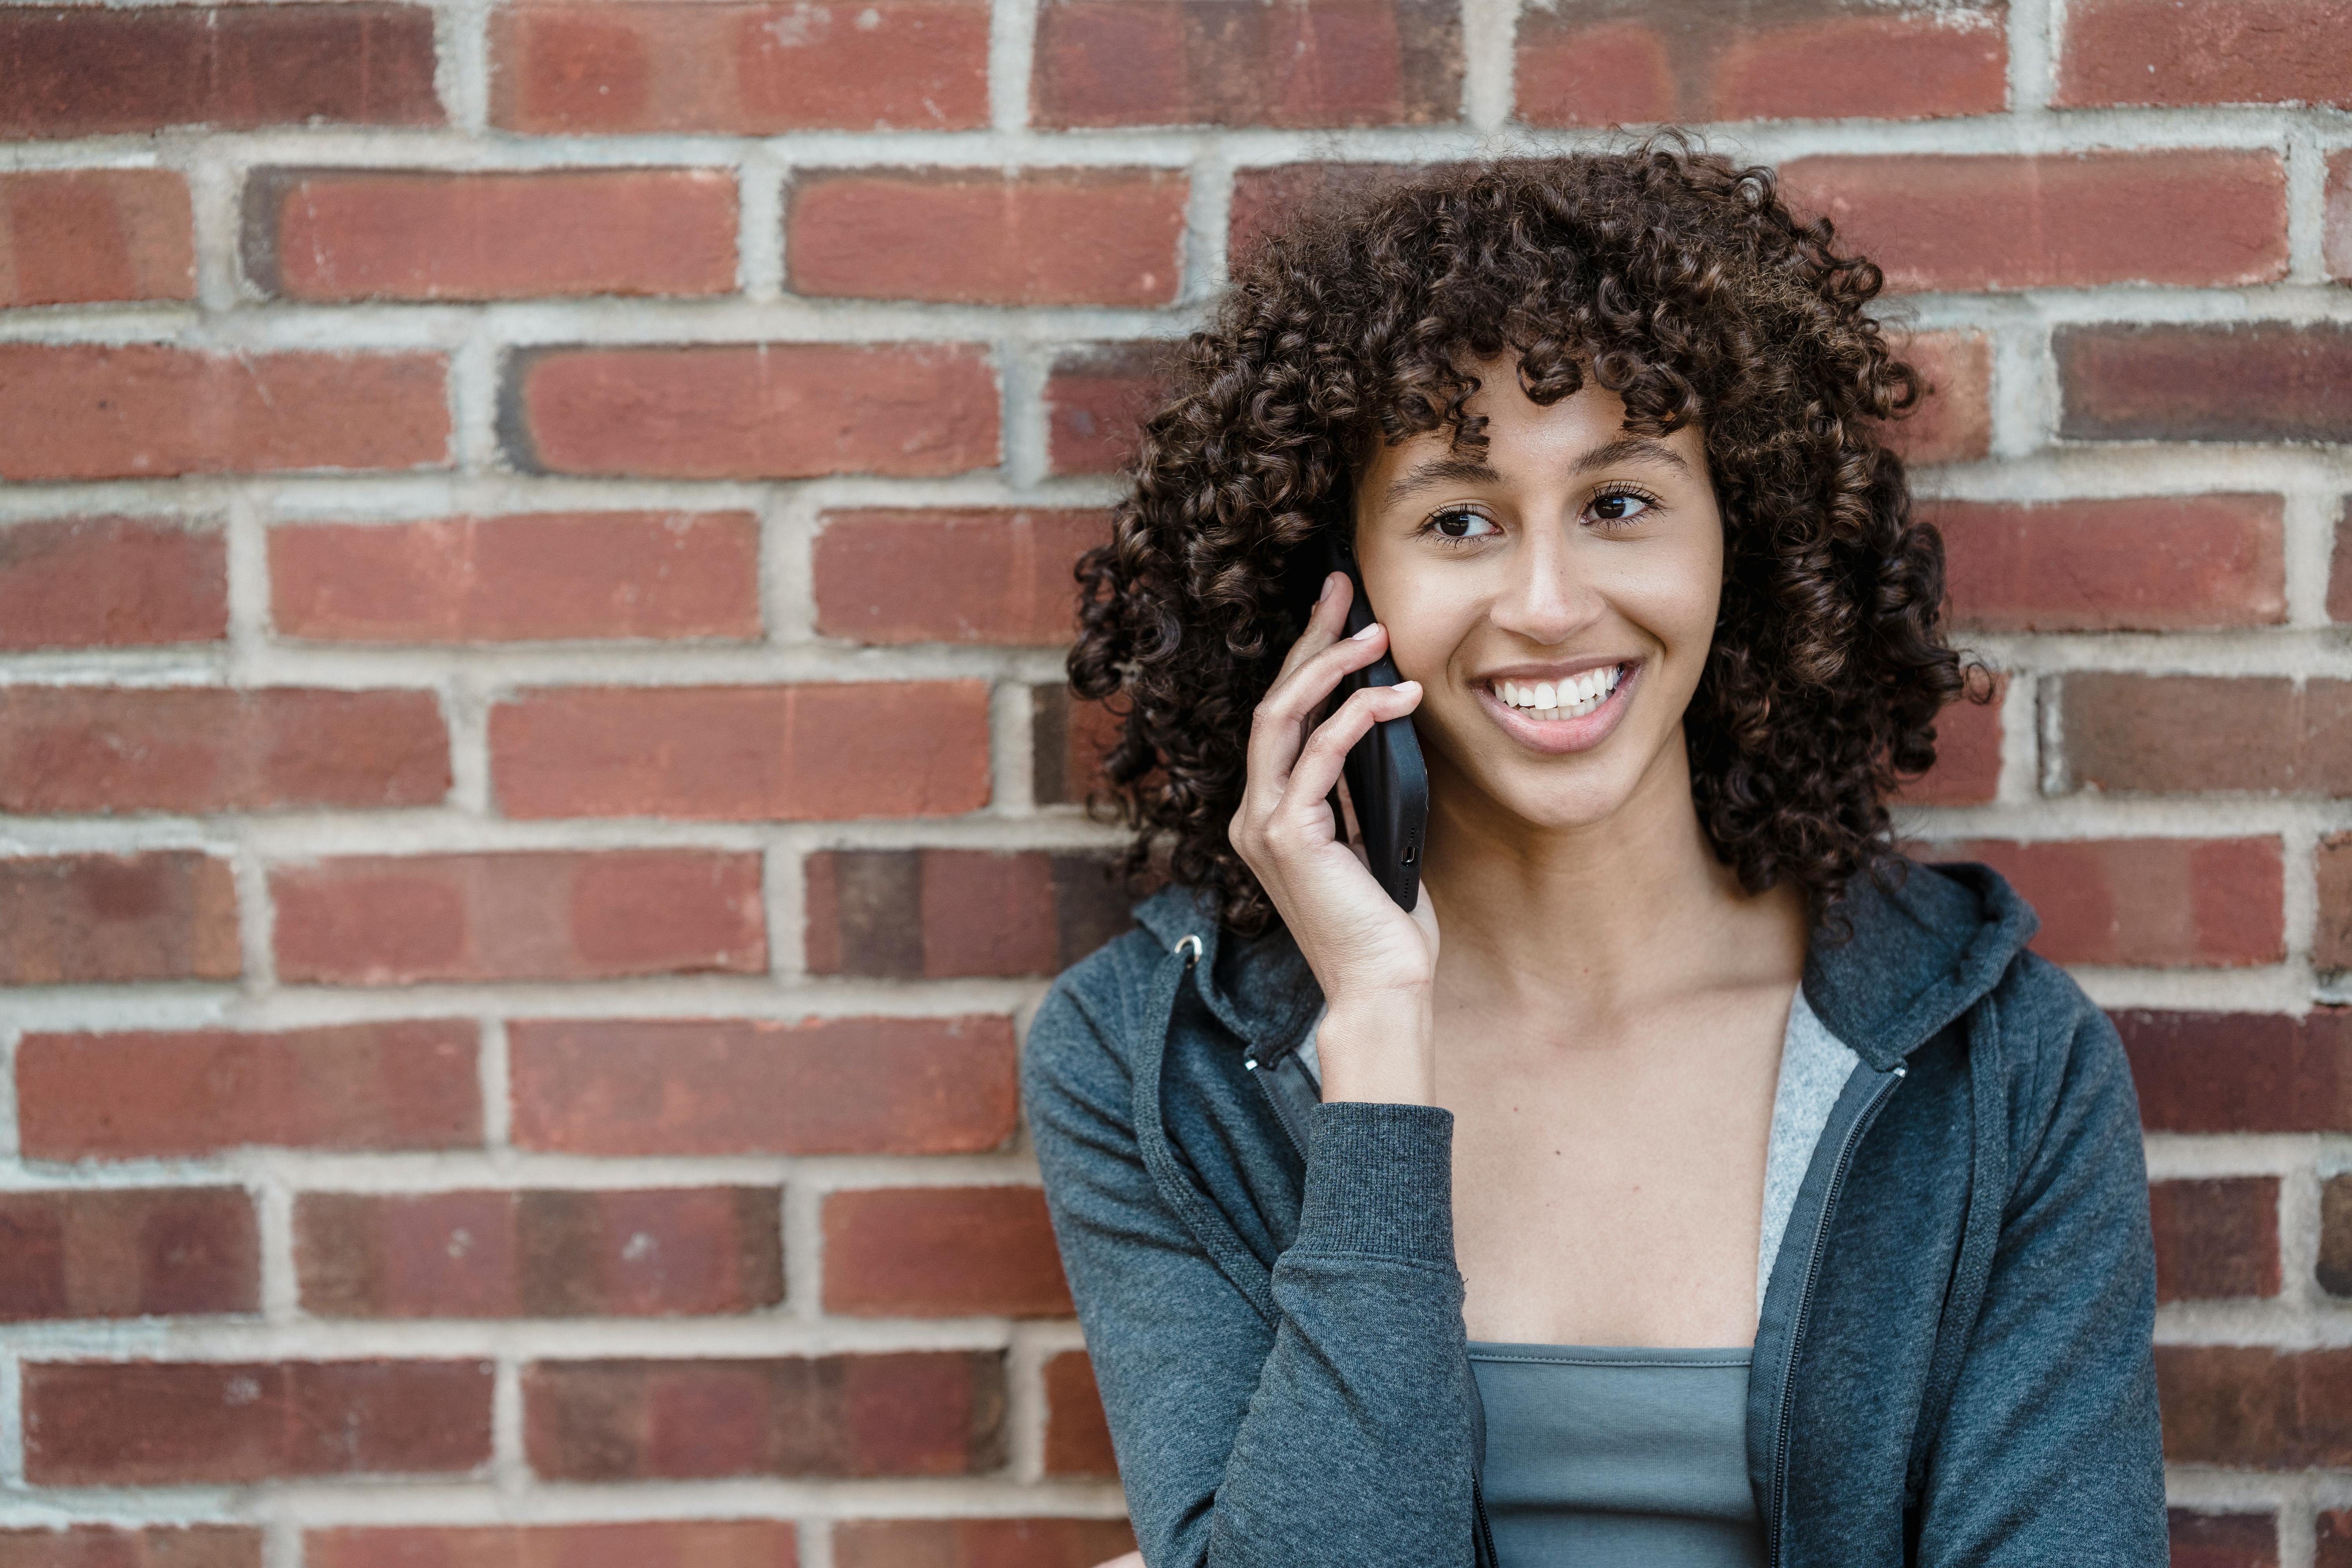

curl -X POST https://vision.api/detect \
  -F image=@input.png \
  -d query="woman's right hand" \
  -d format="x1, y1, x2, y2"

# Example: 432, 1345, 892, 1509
1229, 570, 1441, 1104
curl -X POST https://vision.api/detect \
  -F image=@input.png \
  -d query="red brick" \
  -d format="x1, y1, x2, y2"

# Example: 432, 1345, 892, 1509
0, 346, 448, 482
1045, 343, 1171, 475
2319, 1175, 2352, 1297
822, 1187, 1071, 1317
2156, 1345, 2352, 1468
270, 512, 760, 644
272, 851, 764, 985
307, 1523, 796, 1568
2150, 1178, 2279, 1303
2330, 500, 2352, 622
0, 1526, 261, 1568
1228, 160, 1455, 266
0, 852, 238, 986
833, 1520, 1136, 1568
1515, 0, 2004, 125
523, 1352, 1004, 1478
0, 5, 441, 137
805, 849, 1131, 977
0, 687, 448, 815
0, 171, 192, 307
246, 169, 736, 303
2057, 0, 2352, 108
1941, 838, 2283, 967
1032, 686, 1122, 808
2328, 152, 2351, 282
2058, 324, 2352, 445
815, 510, 1107, 644
1934, 495, 2285, 632
490, 1, 989, 134
1889, 675, 2001, 806
1881, 329, 1991, 466
2316, 835, 2352, 971
2322, 1513, 2352, 1568
2169, 1512, 2276, 1568
298, 1188, 780, 1319
2114, 1010, 2352, 1134
1779, 152, 2286, 293
0, 1188, 258, 1321
17, 1022, 480, 1160
790, 169, 1185, 306
0, 518, 226, 651
490, 683, 992, 821
26, 1359, 491, 1484
2051, 675, 2352, 796
508, 1015, 1018, 1157
506, 343, 996, 479
1035, 0, 1460, 127
1043, 1350, 1116, 1476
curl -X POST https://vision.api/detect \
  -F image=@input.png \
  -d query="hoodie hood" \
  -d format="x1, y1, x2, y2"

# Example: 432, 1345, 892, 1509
1130, 857, 2041, 1073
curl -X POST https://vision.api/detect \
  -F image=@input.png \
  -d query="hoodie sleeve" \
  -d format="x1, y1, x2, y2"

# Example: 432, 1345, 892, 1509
1912, 969, 2169, 1564
1022, 957, 1482, 1568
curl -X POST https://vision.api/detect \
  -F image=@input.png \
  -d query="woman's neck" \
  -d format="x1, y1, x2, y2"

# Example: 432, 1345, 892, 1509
1416, 726, 1809, 1034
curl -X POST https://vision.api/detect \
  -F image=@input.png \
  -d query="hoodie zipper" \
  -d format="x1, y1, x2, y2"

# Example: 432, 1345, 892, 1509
1766, 1062, 1906, 1568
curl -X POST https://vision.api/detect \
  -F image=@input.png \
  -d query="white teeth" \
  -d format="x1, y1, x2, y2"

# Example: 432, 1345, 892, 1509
1533, 681, 1555, 709
1492, 664, 1626, 718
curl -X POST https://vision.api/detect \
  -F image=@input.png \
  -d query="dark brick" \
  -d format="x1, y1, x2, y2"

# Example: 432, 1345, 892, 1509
2058, 323, 2352, 444
2149, 1178, 2279, 1301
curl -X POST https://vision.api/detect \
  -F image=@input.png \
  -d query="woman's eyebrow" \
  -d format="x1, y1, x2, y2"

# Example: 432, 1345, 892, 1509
1574, 435, 1692, 477
1381, 454, 1502, 507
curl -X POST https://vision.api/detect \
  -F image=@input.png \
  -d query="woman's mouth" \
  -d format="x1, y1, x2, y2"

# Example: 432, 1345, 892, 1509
1475, 660, 1640, 753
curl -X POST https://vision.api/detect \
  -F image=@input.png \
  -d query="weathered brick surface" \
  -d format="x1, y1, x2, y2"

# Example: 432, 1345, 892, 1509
245, 169, 739, 302
1515, 0, 2005, 126
523, 1352, 1004, 1477
2150, 1178, 2280, 1303
0, 1189, 259, 1321
503, 344, 998, 479
0, 687, 448, 815
1033, 0, 1462, 128
0, 1526, 262, 1568
307, 1523, 798, 1568
491, 684, 993, 820
270, 513, 761, 644
832, 1519, 1136, 1568
789, 170, 1187, 305
272, 852, 765, 984
507, 1015, 1018, 1156
297, 1188, 782, 1318
0, 853, 238, 985
1779, 152, 2288, 292
0, 347, 449, 481
806, 849, 1133, 976
24, 1359, 494, 1483
16, 1022, 481, 1160
2057, 324, 2352, 445
0, 171, 192, 306
1933, 495, 2285, 632
0, 5, 442, 137
2057, 0, 2352, 108
490, 2, 991, 134
822, 1187, 1072, 1316
0, 518, 227, 650
4, 0, 2344, 1547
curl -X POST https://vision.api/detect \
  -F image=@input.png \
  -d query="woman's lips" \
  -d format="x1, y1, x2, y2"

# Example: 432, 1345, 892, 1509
1474, 659, 1642, 755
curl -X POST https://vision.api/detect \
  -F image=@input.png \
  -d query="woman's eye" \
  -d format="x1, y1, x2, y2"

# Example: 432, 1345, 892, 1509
1590, 491, 1653, 525
1429, 508, 1497, 539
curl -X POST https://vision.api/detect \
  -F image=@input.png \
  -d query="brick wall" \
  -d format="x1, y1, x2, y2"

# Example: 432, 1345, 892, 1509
0, 1, 2346, 1564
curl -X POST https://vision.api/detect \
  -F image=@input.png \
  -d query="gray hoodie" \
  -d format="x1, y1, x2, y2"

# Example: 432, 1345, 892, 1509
1021, 857, 2168, 1565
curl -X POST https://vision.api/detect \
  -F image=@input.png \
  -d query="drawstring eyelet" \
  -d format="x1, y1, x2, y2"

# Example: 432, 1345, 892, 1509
1174, 933, 1203, 967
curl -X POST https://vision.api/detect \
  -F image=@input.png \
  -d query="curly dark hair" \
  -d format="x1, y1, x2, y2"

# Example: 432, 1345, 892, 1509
1067, 136, 1988, 937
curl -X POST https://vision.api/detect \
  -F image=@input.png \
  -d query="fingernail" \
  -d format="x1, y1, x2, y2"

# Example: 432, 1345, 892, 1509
1351, 622, 1380, 641
1319, 572, 1341, 605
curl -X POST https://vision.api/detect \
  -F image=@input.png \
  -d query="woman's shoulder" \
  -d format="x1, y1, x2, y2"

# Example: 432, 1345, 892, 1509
1024, 883, 1210, 1096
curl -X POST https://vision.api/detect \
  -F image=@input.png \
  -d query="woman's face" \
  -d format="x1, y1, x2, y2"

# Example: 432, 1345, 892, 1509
1351, 361, 1724, 837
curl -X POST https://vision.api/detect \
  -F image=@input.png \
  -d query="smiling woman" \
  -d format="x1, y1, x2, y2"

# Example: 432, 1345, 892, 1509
1025, 143, 2166, 1567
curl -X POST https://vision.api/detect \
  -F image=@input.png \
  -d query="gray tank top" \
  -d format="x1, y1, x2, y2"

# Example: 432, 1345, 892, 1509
1466, 1343, 1764, 1566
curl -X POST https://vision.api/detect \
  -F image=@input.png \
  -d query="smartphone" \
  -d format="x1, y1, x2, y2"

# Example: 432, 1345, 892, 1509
1297, 534, 1428, 912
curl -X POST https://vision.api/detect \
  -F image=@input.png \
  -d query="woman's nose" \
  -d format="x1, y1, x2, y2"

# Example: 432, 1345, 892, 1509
1490, 533, 1601, 644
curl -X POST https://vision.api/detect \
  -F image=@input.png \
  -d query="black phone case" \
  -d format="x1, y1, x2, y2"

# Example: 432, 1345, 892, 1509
1316, 543, 1429, 912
